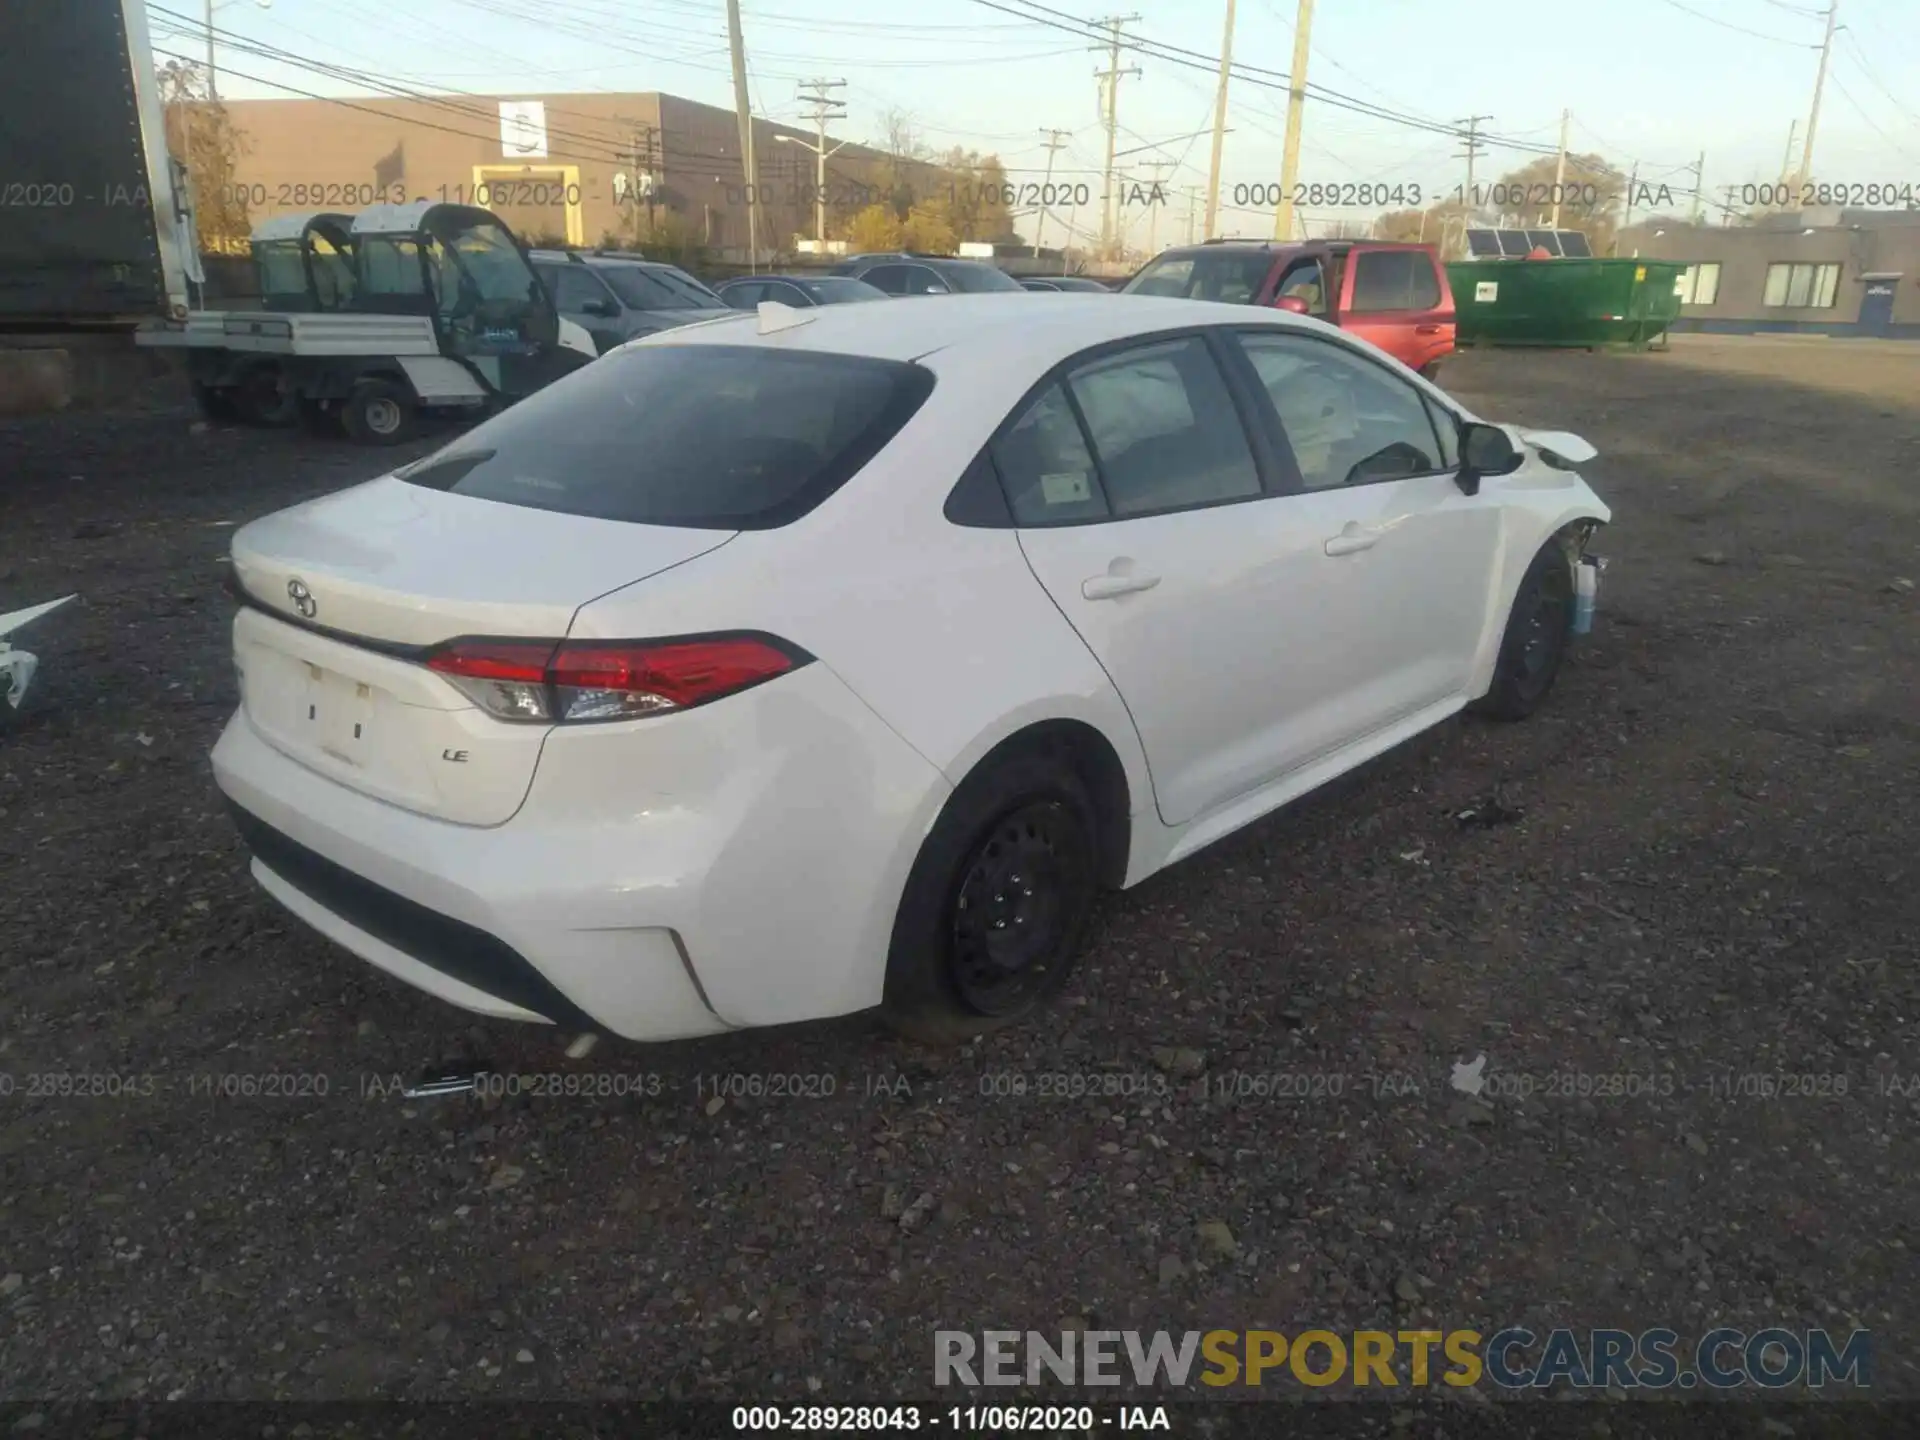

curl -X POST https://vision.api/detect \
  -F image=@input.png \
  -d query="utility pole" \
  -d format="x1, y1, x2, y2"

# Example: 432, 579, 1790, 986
1688, 151, 1705, 224
1549, 108, 1570, 227
1091, 15, 1142, 261
790, 79, 848, 246
1272, 0, 1314, 241
1184, 183, 1202, 244
1143, 159, 1174, 255
621, 123, 660, 238
1620, 158, 1640, 235
1454, 116, 1492, 219
1035, 129, 1071, 257
1795, 1, 1837, 195
1203, 0, 1235, 241
204, 0, 219, 101
724, 0, 761, 265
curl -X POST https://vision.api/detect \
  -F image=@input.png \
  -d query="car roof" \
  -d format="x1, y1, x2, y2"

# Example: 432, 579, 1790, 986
627, 291, 1322, 365
1148, 239, 1431, 262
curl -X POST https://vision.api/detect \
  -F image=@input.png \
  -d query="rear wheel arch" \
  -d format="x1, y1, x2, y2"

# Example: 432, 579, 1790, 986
956, 718, 1132, 890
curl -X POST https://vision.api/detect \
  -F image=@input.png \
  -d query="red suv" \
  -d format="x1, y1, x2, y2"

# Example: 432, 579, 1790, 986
1121, 239, 1456, 379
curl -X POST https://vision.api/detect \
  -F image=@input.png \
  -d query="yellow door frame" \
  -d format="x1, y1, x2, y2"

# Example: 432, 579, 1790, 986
470, 163, 585, 247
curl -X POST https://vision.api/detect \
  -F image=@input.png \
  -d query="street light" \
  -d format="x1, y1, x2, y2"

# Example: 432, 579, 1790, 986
776, 131, 849, 246
205, 0, 271, 102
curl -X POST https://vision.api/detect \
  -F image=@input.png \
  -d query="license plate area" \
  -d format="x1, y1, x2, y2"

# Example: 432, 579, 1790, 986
297, 661, 379, 767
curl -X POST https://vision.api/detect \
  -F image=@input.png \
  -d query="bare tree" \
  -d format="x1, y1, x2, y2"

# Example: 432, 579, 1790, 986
158, 59, 252, 251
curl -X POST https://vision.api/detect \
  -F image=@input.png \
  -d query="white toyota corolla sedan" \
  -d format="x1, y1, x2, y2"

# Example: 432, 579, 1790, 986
212, 293, 1609, 1044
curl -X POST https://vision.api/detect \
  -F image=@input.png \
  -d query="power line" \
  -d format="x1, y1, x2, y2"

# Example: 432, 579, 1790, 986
966, 0, 1565, 157
1653, 0, 1817, 45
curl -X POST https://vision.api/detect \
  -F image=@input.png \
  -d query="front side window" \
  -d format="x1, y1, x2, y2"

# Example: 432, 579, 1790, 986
1763, 261, 1839, 308
902, 266, 950, 295
395, 346, 933, 529
1276, 259, 1327, 315
450, 220, 542, 304
1235, 331, 1445, 489
720, 281, 765, 308
553, 266, 612, 311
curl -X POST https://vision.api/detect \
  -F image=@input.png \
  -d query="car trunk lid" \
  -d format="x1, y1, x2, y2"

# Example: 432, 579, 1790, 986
229, 477, 734, 825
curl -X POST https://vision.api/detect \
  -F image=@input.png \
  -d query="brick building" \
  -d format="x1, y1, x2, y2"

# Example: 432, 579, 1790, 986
218, 90, 947, 261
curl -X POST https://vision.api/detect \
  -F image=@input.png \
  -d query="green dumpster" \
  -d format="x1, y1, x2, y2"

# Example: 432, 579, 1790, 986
1446, 258, 1685, 349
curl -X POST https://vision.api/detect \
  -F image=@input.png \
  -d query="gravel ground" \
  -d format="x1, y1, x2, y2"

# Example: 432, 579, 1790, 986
1, 338, 1917, 1412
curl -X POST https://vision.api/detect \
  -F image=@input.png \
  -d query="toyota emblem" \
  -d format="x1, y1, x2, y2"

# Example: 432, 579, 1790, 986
286, 578, 317, 619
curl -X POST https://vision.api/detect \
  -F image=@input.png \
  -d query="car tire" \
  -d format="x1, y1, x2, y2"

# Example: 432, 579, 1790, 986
1473, 542, 1576, 722
232, 364, 297, 427
881, 752, 1101, 1045
341, 378, 416, 446
192, 381, 241, 424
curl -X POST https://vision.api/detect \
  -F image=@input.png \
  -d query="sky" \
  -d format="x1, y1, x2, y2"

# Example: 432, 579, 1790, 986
146, 0, 1920, 247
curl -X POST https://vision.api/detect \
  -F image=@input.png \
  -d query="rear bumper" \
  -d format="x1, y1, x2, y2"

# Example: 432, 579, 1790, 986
210, 660, 952, 1042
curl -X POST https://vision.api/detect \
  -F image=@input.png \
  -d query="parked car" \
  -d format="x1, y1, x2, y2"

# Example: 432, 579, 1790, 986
829, 252, 1025, 296
715, 274, 888, 309
529, 249, 731, 352
212, 294, 1607, 1047
1021, 276, 1114, 293
1123, 239, 1455, 378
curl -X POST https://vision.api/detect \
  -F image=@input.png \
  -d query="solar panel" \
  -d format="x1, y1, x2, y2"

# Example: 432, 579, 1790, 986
1496, 229, 1533, 256
1525, 230, 1563, 255
1555, 230, 1593, 258
1465, 228, 1502, 257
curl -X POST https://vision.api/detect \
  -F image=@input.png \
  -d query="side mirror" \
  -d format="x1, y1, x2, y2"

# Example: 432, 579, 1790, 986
581, 298, 618, 318
1274, 295, 1311, 315
1456, 421, 1522, 495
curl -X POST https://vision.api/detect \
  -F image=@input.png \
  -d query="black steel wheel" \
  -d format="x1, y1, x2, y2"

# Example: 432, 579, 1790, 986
883, 752, 1100, 1043
948, 799, 1088, 1017
1474, 543, 1575, 721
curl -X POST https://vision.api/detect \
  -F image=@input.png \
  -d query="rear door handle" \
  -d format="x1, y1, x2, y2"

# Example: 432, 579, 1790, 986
1324, 531, 1379, 557
1081, 572, 1162, 600
1415, 323, 1443, 334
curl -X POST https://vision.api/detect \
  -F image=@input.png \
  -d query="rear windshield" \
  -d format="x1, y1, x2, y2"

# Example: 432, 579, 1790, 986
1124, 251, 1273, 303
396, 345, 934, 529
601, 265, 728, 311
947, 263, 1024, 293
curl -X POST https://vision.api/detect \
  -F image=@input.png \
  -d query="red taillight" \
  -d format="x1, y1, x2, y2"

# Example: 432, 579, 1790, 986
426, 641, 558, 684
424, 634, 806, 723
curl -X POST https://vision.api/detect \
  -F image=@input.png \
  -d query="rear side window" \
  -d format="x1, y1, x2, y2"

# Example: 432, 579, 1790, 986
1068, 339, 1261, 516
1349, 250, 1441, 312
863, 265, 910, 295
719, 281, 765, 309
396, 346, 934, 529
992, 337, 1262, 524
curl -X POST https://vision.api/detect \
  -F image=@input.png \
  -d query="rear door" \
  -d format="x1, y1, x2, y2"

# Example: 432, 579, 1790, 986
1002, 332, 1318, 826
1338, 247, 1453, 371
